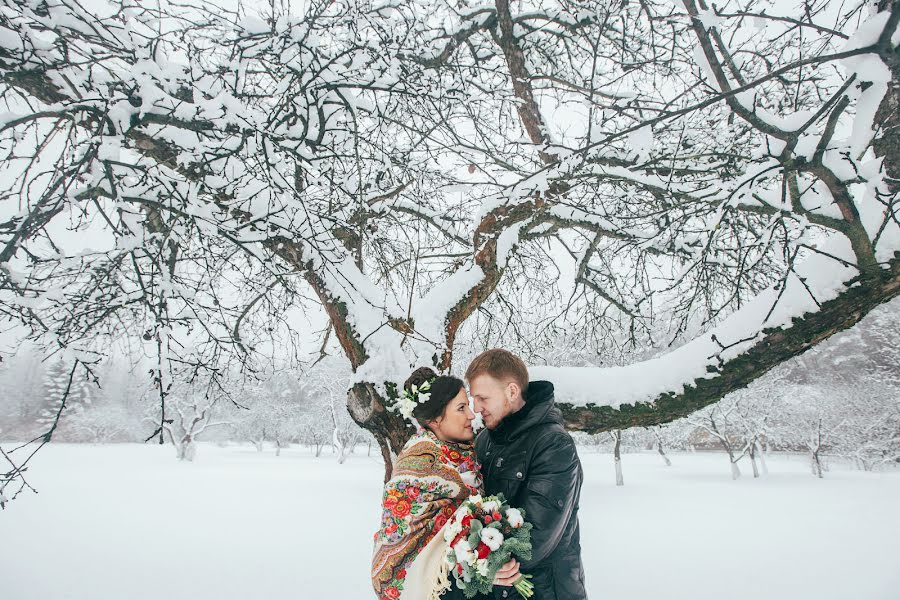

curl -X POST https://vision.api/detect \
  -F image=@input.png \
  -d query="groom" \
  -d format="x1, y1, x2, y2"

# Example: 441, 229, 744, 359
467, 349, 587, 600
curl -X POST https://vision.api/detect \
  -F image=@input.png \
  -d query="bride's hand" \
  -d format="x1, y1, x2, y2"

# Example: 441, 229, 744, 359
493, 559, 520, 586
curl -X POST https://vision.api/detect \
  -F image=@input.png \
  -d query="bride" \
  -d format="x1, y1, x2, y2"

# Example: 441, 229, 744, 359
371, 368, 519, 600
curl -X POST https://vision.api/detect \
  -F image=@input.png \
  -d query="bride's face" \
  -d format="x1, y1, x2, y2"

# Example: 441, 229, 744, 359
429, 388, 476, 443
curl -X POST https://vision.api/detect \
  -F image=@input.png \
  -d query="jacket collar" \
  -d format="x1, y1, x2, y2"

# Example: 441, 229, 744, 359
488, 380, 558, 445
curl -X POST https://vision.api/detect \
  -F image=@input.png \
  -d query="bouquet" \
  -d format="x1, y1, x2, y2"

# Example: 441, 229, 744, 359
443, 493, 534, 598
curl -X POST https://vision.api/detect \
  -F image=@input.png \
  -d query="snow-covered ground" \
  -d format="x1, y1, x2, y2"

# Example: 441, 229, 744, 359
1, 444, 898, 600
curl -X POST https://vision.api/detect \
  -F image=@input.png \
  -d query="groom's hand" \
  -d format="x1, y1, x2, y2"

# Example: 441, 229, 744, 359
493, 559, 520, 586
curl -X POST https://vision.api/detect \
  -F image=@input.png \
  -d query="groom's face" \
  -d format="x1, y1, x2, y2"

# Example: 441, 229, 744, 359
469, 374, 517, 430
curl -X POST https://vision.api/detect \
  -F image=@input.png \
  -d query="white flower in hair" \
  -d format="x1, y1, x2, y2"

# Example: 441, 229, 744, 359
396, 395, 417, 419
396, 378, 434, 419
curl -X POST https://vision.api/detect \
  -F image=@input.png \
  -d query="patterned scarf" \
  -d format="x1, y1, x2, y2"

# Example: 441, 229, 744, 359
372, 429, 483, 600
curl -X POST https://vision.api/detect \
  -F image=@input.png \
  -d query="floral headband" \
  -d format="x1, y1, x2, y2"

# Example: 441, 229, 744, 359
394, 377, 435, 420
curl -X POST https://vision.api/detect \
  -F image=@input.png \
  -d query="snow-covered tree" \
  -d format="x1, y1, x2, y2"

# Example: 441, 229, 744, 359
0, 0, 898, 492
302, 356, 368, 463
233, 372, 306, 455
36, 358, 96, 430
835, 381, 900, 470
729, 392, 776, 478
689, 401, 747, 479
299, 409, 331, 458
0, 349, 46, 438
160, 391, 230, 461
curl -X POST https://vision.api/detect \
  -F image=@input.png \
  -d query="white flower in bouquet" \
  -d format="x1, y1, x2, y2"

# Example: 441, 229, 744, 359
480, 526, 504, 551
444, 519, 462, 542
454, 539, 475, 564
482, 499, 499, 513
476, 558, 490, 577
505, 507, 524, 528
469, 494, 483, 507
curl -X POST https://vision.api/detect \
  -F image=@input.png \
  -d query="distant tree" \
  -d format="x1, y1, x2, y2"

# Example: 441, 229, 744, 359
610, 429, 625, 486
160, 393, 230, 461
650, 426, 673, 468
689, 402, 746, 480
299, 407, 331, 458
234, 374, 305, 455
0, 350, 46, 438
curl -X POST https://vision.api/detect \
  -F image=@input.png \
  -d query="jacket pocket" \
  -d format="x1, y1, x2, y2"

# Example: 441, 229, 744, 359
526, 477, 569, 510
490, 450, 528, 501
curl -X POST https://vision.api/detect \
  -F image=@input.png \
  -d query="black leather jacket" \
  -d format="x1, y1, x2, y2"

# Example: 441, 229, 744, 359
475, 381, 587, 600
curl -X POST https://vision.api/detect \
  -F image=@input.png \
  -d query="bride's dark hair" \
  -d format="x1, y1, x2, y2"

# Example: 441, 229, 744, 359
404, 367, 465, 424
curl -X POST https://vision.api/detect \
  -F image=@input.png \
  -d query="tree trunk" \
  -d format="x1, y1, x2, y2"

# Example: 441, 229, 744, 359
613, 430, 624, 486
811, 449, 824, 479
748, 443, 760, 478
179, 436, 196, 462
657, 442, 672, 467
873, 1, 900, 196
347, 383, 414, 482
756, 441, 769, 476
719, 437, 741, 480
811, 419, 826, 478
655, 429, 672, 467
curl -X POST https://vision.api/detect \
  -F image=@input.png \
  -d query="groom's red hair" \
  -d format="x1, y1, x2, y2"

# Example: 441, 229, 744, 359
465, 349, 529, 391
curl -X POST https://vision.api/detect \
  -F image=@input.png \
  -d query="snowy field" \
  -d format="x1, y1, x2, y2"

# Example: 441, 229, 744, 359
2, 444, 899, 600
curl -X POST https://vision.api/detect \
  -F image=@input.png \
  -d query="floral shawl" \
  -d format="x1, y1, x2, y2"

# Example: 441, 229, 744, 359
372, 429, 483, 600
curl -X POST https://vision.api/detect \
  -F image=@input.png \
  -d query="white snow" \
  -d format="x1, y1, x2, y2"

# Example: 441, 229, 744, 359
411, 262, 486, 346
0, 444, 897, 600
626, 125, 654, 162
841, 11, 890, 53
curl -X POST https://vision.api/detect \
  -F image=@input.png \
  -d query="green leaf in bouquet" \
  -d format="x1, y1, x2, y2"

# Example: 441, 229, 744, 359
467, 529, 481, 548
469, 519, 483, 537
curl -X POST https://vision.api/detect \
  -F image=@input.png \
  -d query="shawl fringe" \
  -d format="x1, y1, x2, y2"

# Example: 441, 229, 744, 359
427, 553, 452, 600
